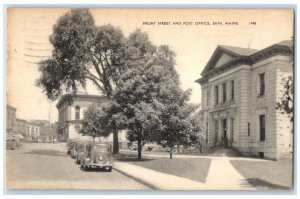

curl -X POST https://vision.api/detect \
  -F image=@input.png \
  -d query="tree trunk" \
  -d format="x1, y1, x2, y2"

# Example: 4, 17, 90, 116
137, 131, 142, 160
113, 129, 119, 154
177, 145, 180, 154
170, 149, 173, 159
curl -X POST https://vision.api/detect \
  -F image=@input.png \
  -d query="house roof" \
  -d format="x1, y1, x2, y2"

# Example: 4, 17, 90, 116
56, 94, 107, 109
200, 45, 258, 76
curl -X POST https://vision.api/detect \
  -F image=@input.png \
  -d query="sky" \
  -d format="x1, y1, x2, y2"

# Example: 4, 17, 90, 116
6, 8, 293, 123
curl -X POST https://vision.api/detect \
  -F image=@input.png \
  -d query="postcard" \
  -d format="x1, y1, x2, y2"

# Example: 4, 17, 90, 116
6, 8, 294, 191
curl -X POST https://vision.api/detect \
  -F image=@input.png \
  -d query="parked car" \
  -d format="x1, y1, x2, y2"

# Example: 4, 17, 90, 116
44, 137, 52, 143
6, 137, 22, 150
75, 141, 90, 164
67, 139, 80, 155
79, 142, 113, 172
72, 140, 88, 159
128, 144, 138, 150
152, 145, 169, 152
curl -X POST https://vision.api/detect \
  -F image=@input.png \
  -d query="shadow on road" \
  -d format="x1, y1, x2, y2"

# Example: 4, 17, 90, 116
116, 157, 154, 162
245, 178, 291, 190
24, 150, 68, 157
79, 166, 112, 172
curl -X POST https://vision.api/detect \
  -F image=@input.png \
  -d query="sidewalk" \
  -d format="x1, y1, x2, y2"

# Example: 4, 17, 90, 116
205, 158, 255, 190
114, 162, 208, 190
114, 153, 258, 190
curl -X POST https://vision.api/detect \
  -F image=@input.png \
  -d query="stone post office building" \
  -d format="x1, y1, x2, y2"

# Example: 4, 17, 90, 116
196, 41, 293, 160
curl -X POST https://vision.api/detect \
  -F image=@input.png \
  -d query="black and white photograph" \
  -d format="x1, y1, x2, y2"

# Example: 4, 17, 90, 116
5, 7, 294, 191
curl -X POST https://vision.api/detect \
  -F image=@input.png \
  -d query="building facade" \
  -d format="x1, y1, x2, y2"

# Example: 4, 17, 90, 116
26, 121, 41, 141
16, 118, 27, 137
6, 105, 17, 135
56, 94, 108, 141
196, 41, 293, 160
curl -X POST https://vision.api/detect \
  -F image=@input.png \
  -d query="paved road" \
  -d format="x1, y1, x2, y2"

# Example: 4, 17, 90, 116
6, 143, 150, 190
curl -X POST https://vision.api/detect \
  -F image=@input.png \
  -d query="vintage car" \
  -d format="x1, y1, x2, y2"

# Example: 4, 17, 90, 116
6, 137, 22, 150
79, 142, 113, 171
67, 139, 80, 155
75, 141, 90, 164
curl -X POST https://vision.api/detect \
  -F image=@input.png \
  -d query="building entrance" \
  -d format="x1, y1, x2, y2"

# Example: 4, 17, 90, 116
221, 119, 228, 147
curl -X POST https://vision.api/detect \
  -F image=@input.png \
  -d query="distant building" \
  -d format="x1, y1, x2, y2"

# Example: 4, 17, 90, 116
6, 105, 17, 135
56, 94, 128, 148
15, 118, 27, 137
31, 120, 50, 139
196, 41, 293, 160
26, 121, 41, 141
56, 94, 108, 141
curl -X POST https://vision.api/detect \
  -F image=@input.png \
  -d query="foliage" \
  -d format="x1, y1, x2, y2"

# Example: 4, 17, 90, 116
276, 76, 294, 122
37, 9, 95, 100
184, 111, 206, 153
37, 9, 205, 159
80, 104, 111, 139
36, 9, 127, 153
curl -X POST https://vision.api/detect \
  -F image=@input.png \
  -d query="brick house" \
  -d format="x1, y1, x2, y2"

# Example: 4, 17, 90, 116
196, 41, 293, 160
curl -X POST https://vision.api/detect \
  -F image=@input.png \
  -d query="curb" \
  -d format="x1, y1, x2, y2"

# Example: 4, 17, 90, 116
113, 167, 160, 190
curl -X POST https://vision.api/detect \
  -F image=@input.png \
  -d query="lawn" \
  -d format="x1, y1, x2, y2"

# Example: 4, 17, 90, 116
230, 158, 293, 190
117, 156, 211, 183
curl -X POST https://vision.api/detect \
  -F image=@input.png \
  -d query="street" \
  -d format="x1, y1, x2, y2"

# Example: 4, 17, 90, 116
6, 143, 151, 190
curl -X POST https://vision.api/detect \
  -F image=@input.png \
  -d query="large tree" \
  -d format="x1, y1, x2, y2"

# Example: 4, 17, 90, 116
153, 75, 202, 159
36, 9, 126, 153
106, 36, 178, 159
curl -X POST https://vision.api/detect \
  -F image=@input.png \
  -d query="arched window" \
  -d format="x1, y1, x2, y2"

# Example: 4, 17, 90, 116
75, 106, 80, 120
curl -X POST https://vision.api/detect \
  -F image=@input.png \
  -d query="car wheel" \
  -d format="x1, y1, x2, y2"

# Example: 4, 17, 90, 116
108, 166, 112, 172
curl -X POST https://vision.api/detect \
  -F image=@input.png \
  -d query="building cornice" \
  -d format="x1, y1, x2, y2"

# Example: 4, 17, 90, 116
196, 43, 292, 84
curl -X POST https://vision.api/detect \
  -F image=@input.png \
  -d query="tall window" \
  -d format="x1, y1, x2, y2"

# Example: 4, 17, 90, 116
259, 115, 266, 141
222, 83, 227, 102
231, 80, 235, 100
206, 90, 209, 106
75, 106, 80, 120
248, 123, 250, 136
259, 73, 265, 96
215, 85, 219, 104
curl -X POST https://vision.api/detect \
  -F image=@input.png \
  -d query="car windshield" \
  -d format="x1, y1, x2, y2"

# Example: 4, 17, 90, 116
94, 145, 108, 152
